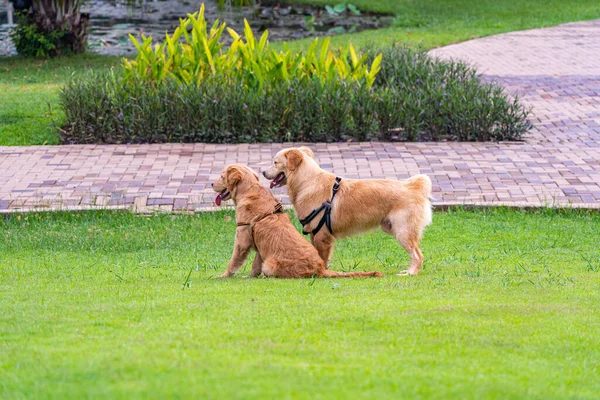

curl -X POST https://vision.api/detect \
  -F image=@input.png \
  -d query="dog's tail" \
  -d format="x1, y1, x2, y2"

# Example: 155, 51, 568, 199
406, 174, 433, 227
406, 174, 432, 199
319, 270, 384, 278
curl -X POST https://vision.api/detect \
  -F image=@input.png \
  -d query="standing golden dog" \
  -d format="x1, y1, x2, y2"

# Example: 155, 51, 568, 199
212, 164, 383, 279
263, 147, 432, 276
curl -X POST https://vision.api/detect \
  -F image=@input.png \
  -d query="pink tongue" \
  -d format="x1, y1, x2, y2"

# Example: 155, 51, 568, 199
215, 194, 222, 206
270, 180, 276, 189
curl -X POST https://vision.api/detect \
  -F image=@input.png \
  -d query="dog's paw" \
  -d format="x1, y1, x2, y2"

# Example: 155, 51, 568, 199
396, 270, 411, 277
218, 273, 231, 278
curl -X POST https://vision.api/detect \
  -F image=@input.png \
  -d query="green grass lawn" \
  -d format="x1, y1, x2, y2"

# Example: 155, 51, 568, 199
1, 0, 599, 146
0, 55, 121, 146
1, 208, 599, 398
293, 0, 600, 49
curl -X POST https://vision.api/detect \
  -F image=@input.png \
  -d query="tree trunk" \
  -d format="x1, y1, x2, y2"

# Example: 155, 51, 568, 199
29, 0, 88, 55
54, 12, 89, 54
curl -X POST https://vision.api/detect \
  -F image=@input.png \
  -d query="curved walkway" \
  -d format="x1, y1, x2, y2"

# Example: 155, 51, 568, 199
1, 20, 600, 212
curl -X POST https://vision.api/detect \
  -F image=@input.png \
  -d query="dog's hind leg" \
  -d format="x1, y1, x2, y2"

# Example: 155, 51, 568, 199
261, 259, 286, 278
396, 238, 423, 277
387, 209, 426, 276
395, 231, 423, 276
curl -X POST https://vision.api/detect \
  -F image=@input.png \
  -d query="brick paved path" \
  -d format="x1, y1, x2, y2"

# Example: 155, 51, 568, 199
1, 20, 599, 212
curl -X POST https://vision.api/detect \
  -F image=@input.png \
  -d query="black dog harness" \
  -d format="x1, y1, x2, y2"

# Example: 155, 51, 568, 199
299, 177, 342, 236
237, 202, 284, 244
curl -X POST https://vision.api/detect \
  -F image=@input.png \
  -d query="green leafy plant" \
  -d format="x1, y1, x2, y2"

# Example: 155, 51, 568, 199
122, 4, 381, 90
9, 12, 67, 57
303, 15, 316, 32
325, 2, 361, 16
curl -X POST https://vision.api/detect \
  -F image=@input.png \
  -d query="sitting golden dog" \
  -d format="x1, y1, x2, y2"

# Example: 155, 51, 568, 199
263, 147, 432, 276
212, 164, 384, 279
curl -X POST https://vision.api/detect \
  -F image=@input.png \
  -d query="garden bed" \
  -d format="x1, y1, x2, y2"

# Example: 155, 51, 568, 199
61, 43, 532, 144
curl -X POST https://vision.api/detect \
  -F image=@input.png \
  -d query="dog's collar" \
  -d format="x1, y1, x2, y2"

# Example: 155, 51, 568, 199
299, 177, 342, 236
237, 203, 284, 243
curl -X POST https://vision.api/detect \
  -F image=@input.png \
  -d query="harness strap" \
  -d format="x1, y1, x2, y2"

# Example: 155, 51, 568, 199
237, 203, 284, 244
300, 177, 342, 236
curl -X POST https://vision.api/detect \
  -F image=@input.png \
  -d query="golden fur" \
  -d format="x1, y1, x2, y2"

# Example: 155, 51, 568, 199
263, 147, 432, 276
212, 164, 384, 279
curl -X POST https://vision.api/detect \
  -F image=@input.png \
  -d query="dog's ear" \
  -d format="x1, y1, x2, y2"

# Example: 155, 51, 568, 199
298, 146, 315, 160
226, 166, 243, 189
285, 149, 304, 171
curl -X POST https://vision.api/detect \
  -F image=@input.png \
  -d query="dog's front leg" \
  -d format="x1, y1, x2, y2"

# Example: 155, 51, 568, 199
220, 228, 252, 278
312, 233, 335, 268
249, 252, 263, 277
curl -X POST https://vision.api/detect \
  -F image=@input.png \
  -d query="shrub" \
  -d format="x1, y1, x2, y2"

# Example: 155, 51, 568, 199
59, 16, 531, 143
366, 45, 532, 141
60, 72, 380, 144
10, 12, 67, 57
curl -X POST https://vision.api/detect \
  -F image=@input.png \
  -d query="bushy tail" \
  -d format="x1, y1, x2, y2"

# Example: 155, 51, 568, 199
406, 174, 432, 199
320, 270, 384, 278
406, 174, 433, 227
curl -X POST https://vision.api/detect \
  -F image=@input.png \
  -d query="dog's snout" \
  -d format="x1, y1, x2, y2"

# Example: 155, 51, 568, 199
262, 171, 267, 178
